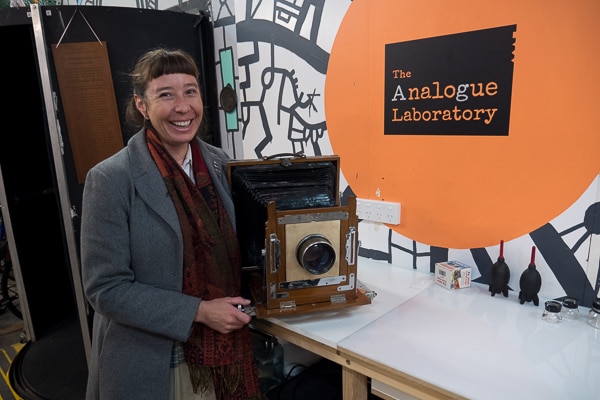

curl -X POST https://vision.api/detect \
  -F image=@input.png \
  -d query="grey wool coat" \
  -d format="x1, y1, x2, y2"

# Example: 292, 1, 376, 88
80, 129, 236, 400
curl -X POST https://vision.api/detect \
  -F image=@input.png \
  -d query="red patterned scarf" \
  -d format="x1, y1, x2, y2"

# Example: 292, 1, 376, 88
145, 130, 260, 400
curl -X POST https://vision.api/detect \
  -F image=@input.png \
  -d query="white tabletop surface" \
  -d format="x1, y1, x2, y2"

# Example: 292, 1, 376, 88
263, 257, 433, 347
338, 268, 600, 400
262, 257, 600, 400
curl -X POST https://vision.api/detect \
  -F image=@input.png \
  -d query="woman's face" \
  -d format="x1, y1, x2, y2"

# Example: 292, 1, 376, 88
135, 73, 203, 157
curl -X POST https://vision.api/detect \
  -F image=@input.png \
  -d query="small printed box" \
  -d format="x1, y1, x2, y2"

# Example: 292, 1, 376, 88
435, 260, 472, 290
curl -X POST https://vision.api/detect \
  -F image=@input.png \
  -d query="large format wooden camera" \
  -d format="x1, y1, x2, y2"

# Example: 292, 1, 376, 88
227, 154, 371, 318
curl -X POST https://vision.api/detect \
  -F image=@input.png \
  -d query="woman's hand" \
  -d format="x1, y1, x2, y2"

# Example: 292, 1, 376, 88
194, 296, 252, 334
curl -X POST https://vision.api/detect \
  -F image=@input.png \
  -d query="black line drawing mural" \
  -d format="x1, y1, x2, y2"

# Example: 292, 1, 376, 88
236, 0, 329, 158
136, 0, 157, 9
214, 0, 234, 21
239, 65, 327, 157
529, 202, 600, 306
78, 0, 103, 6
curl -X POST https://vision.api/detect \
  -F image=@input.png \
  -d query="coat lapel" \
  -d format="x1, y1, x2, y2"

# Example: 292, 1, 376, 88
127, 131, 182, 239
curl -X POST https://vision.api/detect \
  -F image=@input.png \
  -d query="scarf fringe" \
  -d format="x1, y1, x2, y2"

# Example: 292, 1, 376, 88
214, 363, 242, 397
188, 365, 212, 394
189, 363, 250, 398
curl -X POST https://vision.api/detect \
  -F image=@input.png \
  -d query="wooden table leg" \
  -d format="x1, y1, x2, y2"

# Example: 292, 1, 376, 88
342, 365, 368, 400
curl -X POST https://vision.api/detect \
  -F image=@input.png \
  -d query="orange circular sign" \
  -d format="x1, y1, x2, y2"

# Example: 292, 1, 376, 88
325, 0, 600, 249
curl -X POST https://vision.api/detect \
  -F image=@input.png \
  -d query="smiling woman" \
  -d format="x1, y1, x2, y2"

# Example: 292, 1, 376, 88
81, 48, 261, 400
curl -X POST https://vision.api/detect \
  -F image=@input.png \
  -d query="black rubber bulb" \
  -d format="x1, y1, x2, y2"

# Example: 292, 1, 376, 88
489, 240, 510, 297
518, 246, 542, 305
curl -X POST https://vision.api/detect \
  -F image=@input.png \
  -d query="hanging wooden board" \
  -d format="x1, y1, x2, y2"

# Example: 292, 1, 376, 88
51, 41, 123, 183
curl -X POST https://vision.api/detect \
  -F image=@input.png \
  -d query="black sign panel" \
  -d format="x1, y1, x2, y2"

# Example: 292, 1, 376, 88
384, 25, 516, 136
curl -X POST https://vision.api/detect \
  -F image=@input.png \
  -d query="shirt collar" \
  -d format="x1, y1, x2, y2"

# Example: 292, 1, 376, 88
181, 144, 194, 179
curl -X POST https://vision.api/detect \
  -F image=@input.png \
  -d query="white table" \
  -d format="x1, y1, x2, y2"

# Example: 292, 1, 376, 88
252, 257, 600, 400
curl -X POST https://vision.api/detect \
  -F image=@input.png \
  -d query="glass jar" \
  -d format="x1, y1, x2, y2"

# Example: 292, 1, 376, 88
542, 300, 562, 323
561, 297, 579, 321
587, 298, 600, 330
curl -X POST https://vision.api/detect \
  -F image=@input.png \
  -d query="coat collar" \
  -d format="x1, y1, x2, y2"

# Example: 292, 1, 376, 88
125, 129, 229, 235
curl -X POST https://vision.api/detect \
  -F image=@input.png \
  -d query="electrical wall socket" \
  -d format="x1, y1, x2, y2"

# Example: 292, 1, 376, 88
356, 198, 401, 225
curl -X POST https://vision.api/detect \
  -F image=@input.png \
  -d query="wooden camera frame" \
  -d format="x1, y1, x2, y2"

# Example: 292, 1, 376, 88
227, 155, 371, 318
